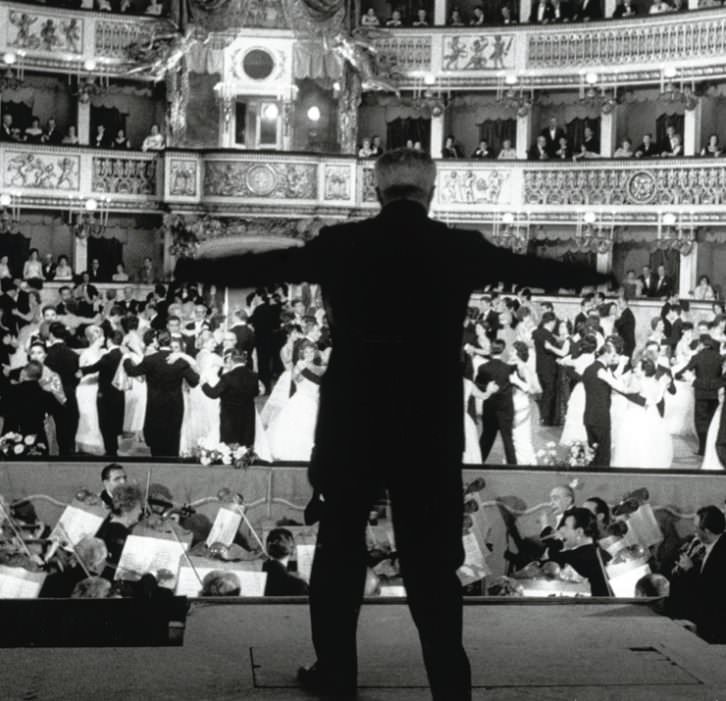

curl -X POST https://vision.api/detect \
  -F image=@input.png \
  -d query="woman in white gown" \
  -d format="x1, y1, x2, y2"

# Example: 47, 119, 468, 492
76, 325, 106, 455
510, 341, 539, 465
663, 333, 697, 440
261, 324, 302, 428
559, 335, 598, 446
268, 341, 322, 461
462, 378, 482, 464
121, 315, 147, 436
612, 359, 673, 469
702, 388, 725, 470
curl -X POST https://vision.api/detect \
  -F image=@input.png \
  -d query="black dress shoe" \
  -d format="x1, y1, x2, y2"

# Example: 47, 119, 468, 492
297, 664, 357, 698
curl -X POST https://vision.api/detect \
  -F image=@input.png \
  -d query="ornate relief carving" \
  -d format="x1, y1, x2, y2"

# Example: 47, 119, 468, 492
169, 159, 198, 197
4, 151, 79, 190
438, 168, 510, 205
92, 157, 157, 195
95, 19, 170, 59
441, 34, 515, 72
361, 166, 377, 202
523, 166, 726, 206
323, 165, 351, 201
7, 10, 82, 54
204, 160, 318, 200
372, 35, 432, 74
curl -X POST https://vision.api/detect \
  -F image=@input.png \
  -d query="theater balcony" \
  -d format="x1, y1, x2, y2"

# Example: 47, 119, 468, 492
0, 2, 174, 78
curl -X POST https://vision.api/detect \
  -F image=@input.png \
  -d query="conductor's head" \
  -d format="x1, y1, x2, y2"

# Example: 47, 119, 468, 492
374, 148, 436, 211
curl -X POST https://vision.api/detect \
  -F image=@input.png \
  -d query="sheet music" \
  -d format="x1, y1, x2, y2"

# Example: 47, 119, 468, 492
457, 531, 491, 586
0, 565, 46, 599
296, 544, 316, 582
205, 506, 243, 548
50, 504, 106, 546
116, 535, 188, 587
175, 564, 267, 598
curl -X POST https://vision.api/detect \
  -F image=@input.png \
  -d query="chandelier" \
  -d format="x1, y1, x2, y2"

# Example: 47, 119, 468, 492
491, 213, 529, 254
579, 72, 618, 114
496, 75, 533, 117
1, 51, 24, 90
658, 212, 695, 255
575, 212, 613, 254
73, 61, 110, 104
72, 199, 109, 239
660, 67, 698, 110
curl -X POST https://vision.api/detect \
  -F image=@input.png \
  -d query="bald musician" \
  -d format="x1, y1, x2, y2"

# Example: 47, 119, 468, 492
175, 149, 611, 700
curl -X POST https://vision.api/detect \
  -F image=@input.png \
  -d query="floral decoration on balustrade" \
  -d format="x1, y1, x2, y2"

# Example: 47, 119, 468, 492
535, 440, 595, 468
194, 438, 256, 469
0, 433, 47, 458
165, 212, 326, 258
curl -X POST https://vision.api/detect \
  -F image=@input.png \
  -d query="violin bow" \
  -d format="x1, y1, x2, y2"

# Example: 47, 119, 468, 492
144, 467, 152, 513
0, 500, 33, 559
55, 522, 92, 579
239, 506, 268, 558
169, 526, 203, 591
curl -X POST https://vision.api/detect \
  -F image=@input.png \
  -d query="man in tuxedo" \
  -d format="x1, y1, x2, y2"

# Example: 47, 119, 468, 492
659, 124, 681, 157
652, 264, 672, 299
262, 528, 310, 596
99, 463, 127, 509
638, 265, 655, 297
478, 295, 500, 341
541, 117, 566, 157
612, 0, 637, 16
42, 117, 63, 145
79, 330, 124, 455
250, 290, 282, 393
124, 330, 200, 457
41, 253, 56, 281
475, 339, 516, 464
0, 113, 16, 141
573, 126, 600, 161
528, 135, 550, 160
229, 308, 256, 358
635, 133, 657, 158
572, 0, 602, 20
691, 506, 726, 642
533, 311, 567, 425
174, 148, 610, 700
613, 296, 636, 359
201, 349, 259, 448
675, 335, 724, 456
44, 322, 80, 456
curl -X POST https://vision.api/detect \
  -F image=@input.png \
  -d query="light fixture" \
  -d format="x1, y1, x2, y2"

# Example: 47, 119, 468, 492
492, 214, 529, 254
583, 211, 597, 225
262, 103, 279, 121
83, 58, 96, 72
661, 212, 676, 227
659, 212, 695, 254
663, 65, 678, 79
423, 73, 436, 85
496, 75, 534, 115
306, 105, 321, 122
85, 198, 98, 212
502, 212, 515, 225
2, 52, 16, 65
0, 194, 11, 207
585, 72, 598, 85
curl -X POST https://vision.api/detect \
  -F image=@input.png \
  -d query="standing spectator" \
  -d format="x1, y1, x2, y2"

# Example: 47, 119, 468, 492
541, 117, 565, 157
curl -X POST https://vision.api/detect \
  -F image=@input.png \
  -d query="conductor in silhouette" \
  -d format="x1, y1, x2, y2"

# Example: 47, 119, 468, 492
175, 149, 611, 700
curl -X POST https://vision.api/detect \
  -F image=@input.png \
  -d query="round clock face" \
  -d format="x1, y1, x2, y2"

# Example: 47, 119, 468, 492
241, 48, 275, 80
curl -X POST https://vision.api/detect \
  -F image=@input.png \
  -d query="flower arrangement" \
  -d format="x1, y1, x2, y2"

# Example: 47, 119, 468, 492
0, 433, 47, 458
535, 440, 595, 469
194, 437, 255, 469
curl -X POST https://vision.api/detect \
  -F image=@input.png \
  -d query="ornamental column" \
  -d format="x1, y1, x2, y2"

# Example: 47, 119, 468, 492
430, 112, 444, 158
600, 106, 617, 157
515, 108, 531, 160
683, 99, 702, 157
77, 98, 90, 146
679, 243, 699, 296
596, 249, 613, 275
166, 61, 189, 147
337, 67, 362, 155
434, 0, 447, 25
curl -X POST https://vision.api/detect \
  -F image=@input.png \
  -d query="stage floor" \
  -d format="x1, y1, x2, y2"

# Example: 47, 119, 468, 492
2, 601, 726, 700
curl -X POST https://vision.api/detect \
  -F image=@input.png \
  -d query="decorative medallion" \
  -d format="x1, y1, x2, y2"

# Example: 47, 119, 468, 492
626, 171, 657, 204
245, 164, 277, 196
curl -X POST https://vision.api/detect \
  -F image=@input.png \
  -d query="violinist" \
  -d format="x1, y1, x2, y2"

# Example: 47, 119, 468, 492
95, 483, 144, 575
99, 463, 127, 509
41, 536, 108, 597
262, 528, 309, 596
139, 482, 212, 547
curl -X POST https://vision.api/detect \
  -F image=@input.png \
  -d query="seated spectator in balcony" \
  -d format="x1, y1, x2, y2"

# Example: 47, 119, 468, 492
448, 7, 466, 25
649, 0, 673, 12
41, 253, 56, 282
613, 137, 634, 158
370, 134, 383, 156
661, 133, 683, 157
141, 124, 165, 152
533, 0, 555, 22
528, 135, 550, 160
42, 117, 63, 146
555, 136, 573, 160
62, 125, 79, 146
612, 0, 638, 16
23, 249, 44, 288
96, 0, 113, 11
136, 257, 156, 284
145, 0, 164, 15
442, 134, 463, 158
0, 113, 18, 141
54, 255, 73, 282
635, 132, 657, 158
693, 275, 716, 301
111, 128, 131, 149
262, 528, 310, 596
500, 4, 518, 22
551, 0, 571, 21
112, 263, 129, 283
385, 9, 403, 26
412, 8, 429, 26
573, 126, 600, 161
701, 134, 722, 157
24, 117, 43, 144
361, 7, 381, 26
498, 138, 517, 159
470, 5, 486, 24
571, 0, 602, 20
358, 137, 374, 158
472, 139, 494, 159
93, 124, 109, 149
413, 141, 425, 152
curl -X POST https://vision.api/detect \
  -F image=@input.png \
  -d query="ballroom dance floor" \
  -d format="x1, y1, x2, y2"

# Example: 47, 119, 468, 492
3, 601, 726, 700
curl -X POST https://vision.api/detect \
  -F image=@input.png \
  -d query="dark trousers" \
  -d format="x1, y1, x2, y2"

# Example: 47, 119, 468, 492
144, 413, 182, 457
537, 368, 558, 425
309, 468, 471, 700
55, 397, 79, 456
97, 388, 124, 456
585, 423, 611, 467
695, 397, 719, 456
479, 403, 516, 464
256, 342, 276, 393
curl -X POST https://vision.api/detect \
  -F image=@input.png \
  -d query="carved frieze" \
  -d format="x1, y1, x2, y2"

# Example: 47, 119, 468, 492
438, 168, 511, 205
7, 9, 82, 54
169, 159, 198, 198
372, 35, 432, 75
441, 34, 515, 72
92, 157, 157, 196
4, 150, 79, 190
204, 160, 318, 200
323, 165, 351, 201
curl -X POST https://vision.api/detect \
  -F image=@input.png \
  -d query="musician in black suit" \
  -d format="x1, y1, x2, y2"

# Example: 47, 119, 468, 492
691, 506, 726, 643
123, 330, 200, 457
475, 339, 516, 464
675, 335, 724, 456
262, 528, 310, 596
174, 148, 609, 700
44, 321, 80, 456
79, 330, 124, 456
201, 349, 259, 448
